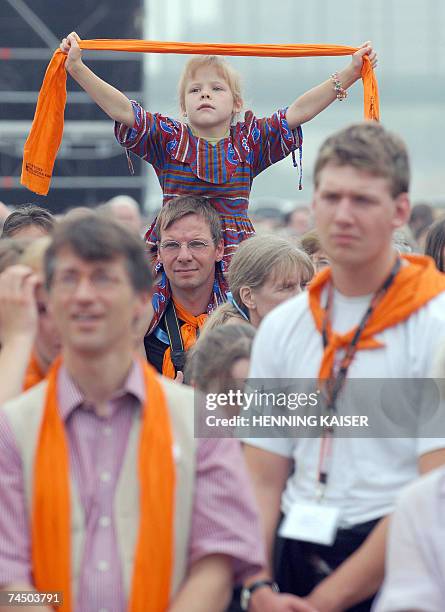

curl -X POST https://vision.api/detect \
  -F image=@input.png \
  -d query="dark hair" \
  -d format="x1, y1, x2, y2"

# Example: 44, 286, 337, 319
410, 203, 434, 226
155, 196, 222, 244
425, 216, 445, 272
300, 229, 322, 257
2, 204, 55, 238
409, 203, 434, 240
314, 122, 410, 198
45, 215, 152, 292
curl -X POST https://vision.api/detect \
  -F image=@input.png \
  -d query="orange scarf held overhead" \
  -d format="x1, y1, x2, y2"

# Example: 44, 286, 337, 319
162, 299, 207, 379
32, 357, 175, 612
21, 39, 380, 196
23, 351, 45, 391
309, 254, 445, 381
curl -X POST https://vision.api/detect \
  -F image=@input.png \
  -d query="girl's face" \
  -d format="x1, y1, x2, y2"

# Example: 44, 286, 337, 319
183, 65, 241, 137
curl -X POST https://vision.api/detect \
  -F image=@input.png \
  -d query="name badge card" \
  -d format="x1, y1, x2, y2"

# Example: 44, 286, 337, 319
278, 502, 341, 546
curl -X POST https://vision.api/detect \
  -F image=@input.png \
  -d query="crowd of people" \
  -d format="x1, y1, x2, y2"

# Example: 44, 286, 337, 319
0, 34, 444, 612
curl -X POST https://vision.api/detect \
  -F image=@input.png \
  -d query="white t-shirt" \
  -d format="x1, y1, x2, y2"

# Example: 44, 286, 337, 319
245, 288, 445, 528
374, 467, 445, 612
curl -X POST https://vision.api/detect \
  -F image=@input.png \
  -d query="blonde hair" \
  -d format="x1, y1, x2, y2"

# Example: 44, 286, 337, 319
178, 55, 243, 114
0, 238, 30, 273
229, 234, 315, 305
19, 236, 52, 274
200, 302, 249, 339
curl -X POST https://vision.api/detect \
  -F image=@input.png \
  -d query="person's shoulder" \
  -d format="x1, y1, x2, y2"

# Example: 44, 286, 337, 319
1, 381, 48, 448
159, 377, 197, 452
260, 291, 311, 332
418, 290, 445, 321
159, 375, 195, 404
253, 292, 313, 358
397, 466, 445, 511
2, 380, 48, 418
405, 290, 445, 342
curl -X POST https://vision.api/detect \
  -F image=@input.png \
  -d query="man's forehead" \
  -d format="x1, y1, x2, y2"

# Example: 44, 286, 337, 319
161, 214, 212, 238
317, 164, 391, 193
53, 247, 124, 270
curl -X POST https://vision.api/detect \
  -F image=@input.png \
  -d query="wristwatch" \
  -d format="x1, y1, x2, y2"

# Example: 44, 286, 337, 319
240, 580, 280, 610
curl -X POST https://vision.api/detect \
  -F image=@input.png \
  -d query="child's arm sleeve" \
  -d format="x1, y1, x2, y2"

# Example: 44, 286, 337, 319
248, 108, 303, 178
114, 101, 180, 169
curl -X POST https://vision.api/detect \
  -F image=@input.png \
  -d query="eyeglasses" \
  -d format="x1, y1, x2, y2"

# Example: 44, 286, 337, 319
52, 270, 124, 292
158, 239, 210, 253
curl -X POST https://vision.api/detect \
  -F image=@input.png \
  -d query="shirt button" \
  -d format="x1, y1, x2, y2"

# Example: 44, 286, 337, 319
99, 515, 111, 527
97, 560, 109, 572
103, 426, 112, 436
100, 471, 111, 483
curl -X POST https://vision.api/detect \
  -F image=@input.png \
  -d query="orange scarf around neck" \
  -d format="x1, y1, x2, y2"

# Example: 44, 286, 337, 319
23, 351, 45, 391
32, 357, 175, 612
21, 39, 379, 196
162, 300, 207, 379
308, 254, 445, 381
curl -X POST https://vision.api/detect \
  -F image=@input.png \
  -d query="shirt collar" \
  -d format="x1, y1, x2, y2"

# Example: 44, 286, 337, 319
57, 359, 146, 421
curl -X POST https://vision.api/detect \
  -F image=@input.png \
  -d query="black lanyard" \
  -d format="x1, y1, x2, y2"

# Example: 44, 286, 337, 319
316, 257, 401, 499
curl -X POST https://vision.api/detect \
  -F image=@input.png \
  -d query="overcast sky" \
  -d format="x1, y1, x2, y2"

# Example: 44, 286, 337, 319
142, 0, 445, 210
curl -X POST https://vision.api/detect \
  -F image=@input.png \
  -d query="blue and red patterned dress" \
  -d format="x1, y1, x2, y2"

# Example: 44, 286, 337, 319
115, 101, 302, 268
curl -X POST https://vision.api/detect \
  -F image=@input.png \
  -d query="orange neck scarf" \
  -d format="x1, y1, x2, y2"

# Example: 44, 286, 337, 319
162, 300, 207, 379
23, 351, 45, 391
21, 39, 379, 195
309, 254, 445, 380
32, 357, 175, 612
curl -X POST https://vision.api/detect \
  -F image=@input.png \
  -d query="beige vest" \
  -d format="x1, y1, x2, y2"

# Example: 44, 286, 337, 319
2, 375, 197, 604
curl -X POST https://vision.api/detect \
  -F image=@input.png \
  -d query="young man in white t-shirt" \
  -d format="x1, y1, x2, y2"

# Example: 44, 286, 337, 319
241, 123, 445, 612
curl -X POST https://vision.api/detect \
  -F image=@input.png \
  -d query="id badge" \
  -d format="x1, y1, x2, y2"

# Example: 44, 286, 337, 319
278, 501, 341, 546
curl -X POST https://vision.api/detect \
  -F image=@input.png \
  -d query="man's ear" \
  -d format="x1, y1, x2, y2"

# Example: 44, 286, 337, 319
215, 239, 224, 262
392, 193, 411, 231
133, 291, 153, 334
239, 286, 255, 310
156, 244, 163, 265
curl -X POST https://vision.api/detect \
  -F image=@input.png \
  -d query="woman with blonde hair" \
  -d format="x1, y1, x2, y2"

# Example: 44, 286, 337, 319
204, 234, 314, 331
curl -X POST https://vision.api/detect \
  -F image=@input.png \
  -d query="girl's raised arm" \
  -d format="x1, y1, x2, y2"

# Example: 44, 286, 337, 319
60, 32, 135, 128
286, 42, 377, 130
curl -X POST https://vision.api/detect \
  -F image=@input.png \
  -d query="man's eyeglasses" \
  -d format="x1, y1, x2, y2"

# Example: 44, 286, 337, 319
159, 240, 210, 253
52, 270, 124, 292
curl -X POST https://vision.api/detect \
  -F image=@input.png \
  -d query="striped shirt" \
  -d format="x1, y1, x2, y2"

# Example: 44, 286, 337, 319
115, 103, 303, 266
0, 361, 265, 611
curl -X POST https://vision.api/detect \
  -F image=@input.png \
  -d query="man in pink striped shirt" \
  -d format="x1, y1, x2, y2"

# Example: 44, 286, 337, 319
0, 215, 265, 612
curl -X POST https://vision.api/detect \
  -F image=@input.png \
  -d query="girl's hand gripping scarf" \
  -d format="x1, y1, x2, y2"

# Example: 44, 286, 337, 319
21, 39, 380, 196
